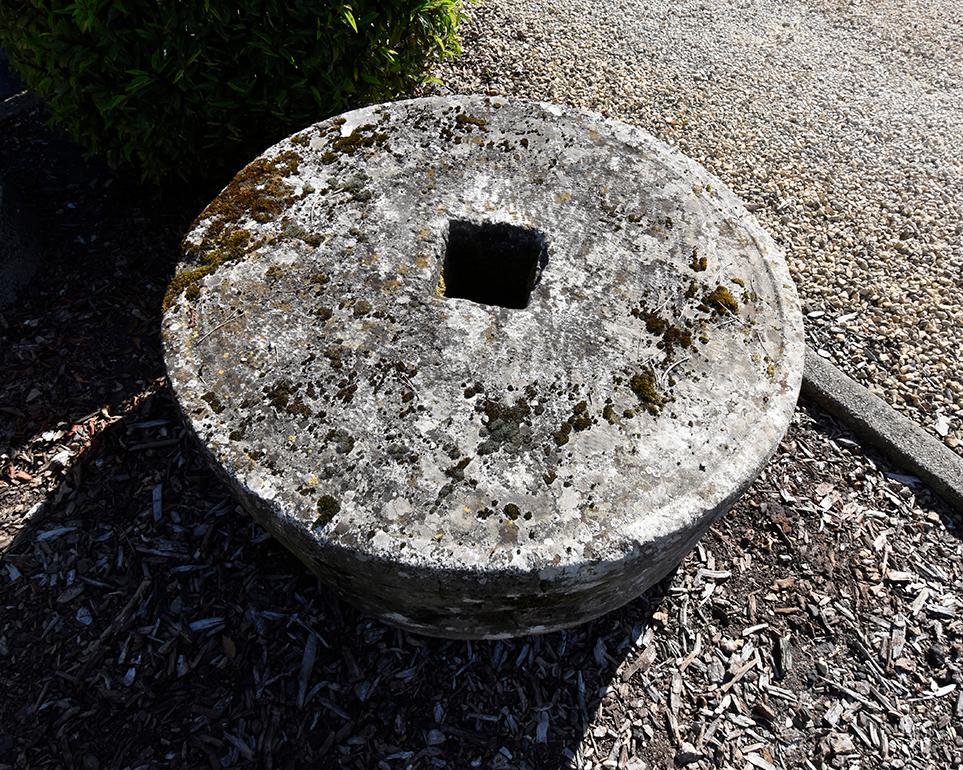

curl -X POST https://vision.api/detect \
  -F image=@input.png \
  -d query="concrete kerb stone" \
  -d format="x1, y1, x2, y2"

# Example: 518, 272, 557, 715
163, 95, 804, 638
802, 348, 963, 514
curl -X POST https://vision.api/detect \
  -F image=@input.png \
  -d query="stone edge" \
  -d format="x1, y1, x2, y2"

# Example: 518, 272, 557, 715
801, 347, 963, 514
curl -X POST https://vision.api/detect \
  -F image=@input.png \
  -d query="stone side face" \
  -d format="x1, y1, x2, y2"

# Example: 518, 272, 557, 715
163, 96, 804, 638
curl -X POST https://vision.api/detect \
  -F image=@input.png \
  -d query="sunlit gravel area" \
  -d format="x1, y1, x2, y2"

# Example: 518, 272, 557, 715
427, 0, 963, 453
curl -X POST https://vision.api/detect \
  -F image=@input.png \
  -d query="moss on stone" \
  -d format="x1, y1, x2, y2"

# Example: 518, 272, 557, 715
445, 456, 472, 480
638, 311, 667, 335
326, 429, 355, 454
629, 368, 665, 415
663, 324, 693, 356
287, 399, 312, 418
265, 264, 286, 282
195, 153, 300, 226
454, 113, 488, 130
570, 400, 592, 431
314, 495, 341, 527
702, 285, 740, 315
164, 264, 214, 310
320, 123, 389, 163
553, 421, 572, 446
201, 391, 224, 414
165, 228, 257, 309
265, 379, 293, 410
265, 379, 312, 417
281, 218, 322, 247
336, 382, 358, 402
476, 397, 532, 454
164, 148, 300, 310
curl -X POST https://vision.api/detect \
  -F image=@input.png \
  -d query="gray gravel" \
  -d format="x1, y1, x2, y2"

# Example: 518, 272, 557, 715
427, 0, 963, 453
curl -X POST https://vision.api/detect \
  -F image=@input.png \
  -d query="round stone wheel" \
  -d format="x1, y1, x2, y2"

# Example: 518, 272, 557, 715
163, 96, 804, 639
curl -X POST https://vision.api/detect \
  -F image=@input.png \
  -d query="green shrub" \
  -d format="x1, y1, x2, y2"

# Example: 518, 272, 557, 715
0, 1, 464, 181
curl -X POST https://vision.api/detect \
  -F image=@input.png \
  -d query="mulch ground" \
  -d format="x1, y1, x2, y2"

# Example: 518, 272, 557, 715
1, 105, 961, 770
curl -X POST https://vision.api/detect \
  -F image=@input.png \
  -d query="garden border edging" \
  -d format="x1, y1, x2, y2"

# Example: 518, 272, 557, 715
802, 347, 963, 514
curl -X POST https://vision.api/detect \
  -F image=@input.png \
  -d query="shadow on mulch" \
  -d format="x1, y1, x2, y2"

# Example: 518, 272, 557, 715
0, 107, 668, 769
1, 386, 668, 769
0, 102, 213, 465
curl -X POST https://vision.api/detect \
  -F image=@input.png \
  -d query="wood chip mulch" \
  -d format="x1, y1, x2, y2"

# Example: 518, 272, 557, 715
1, 104, 962, 770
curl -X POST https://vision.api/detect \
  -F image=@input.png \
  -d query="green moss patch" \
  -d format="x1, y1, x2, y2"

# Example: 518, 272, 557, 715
629, 368, 666, 415
314, 495, 341, 527
320, 123, 390, 163
200, 391, 225, 414
454, 113, 489, 130
702, 285, 740, 315
165, 150, 301, 310
264, 379, 312, 417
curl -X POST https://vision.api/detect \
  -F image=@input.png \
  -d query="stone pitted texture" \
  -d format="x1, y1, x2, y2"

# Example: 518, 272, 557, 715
162, 96, 804, 638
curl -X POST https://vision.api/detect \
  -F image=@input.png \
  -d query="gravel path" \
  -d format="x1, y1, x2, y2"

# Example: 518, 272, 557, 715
428, 0, 963, 453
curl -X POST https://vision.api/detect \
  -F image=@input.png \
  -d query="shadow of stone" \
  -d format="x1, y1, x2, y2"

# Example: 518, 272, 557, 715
0, 385, 668, 769
0, 104, 212, 541
0, 165, 39, 307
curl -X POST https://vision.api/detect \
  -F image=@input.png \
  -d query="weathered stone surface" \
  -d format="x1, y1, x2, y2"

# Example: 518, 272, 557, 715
162, 96, 804, 638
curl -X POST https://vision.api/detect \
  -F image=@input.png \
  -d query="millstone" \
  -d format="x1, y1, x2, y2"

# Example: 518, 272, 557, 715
162, 96, 804, 639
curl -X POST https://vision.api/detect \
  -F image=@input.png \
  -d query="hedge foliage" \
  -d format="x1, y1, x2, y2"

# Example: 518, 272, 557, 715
0, 1, 464, 180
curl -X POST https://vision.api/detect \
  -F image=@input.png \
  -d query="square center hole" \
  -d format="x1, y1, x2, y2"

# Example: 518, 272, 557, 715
441, 219, 549, 310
